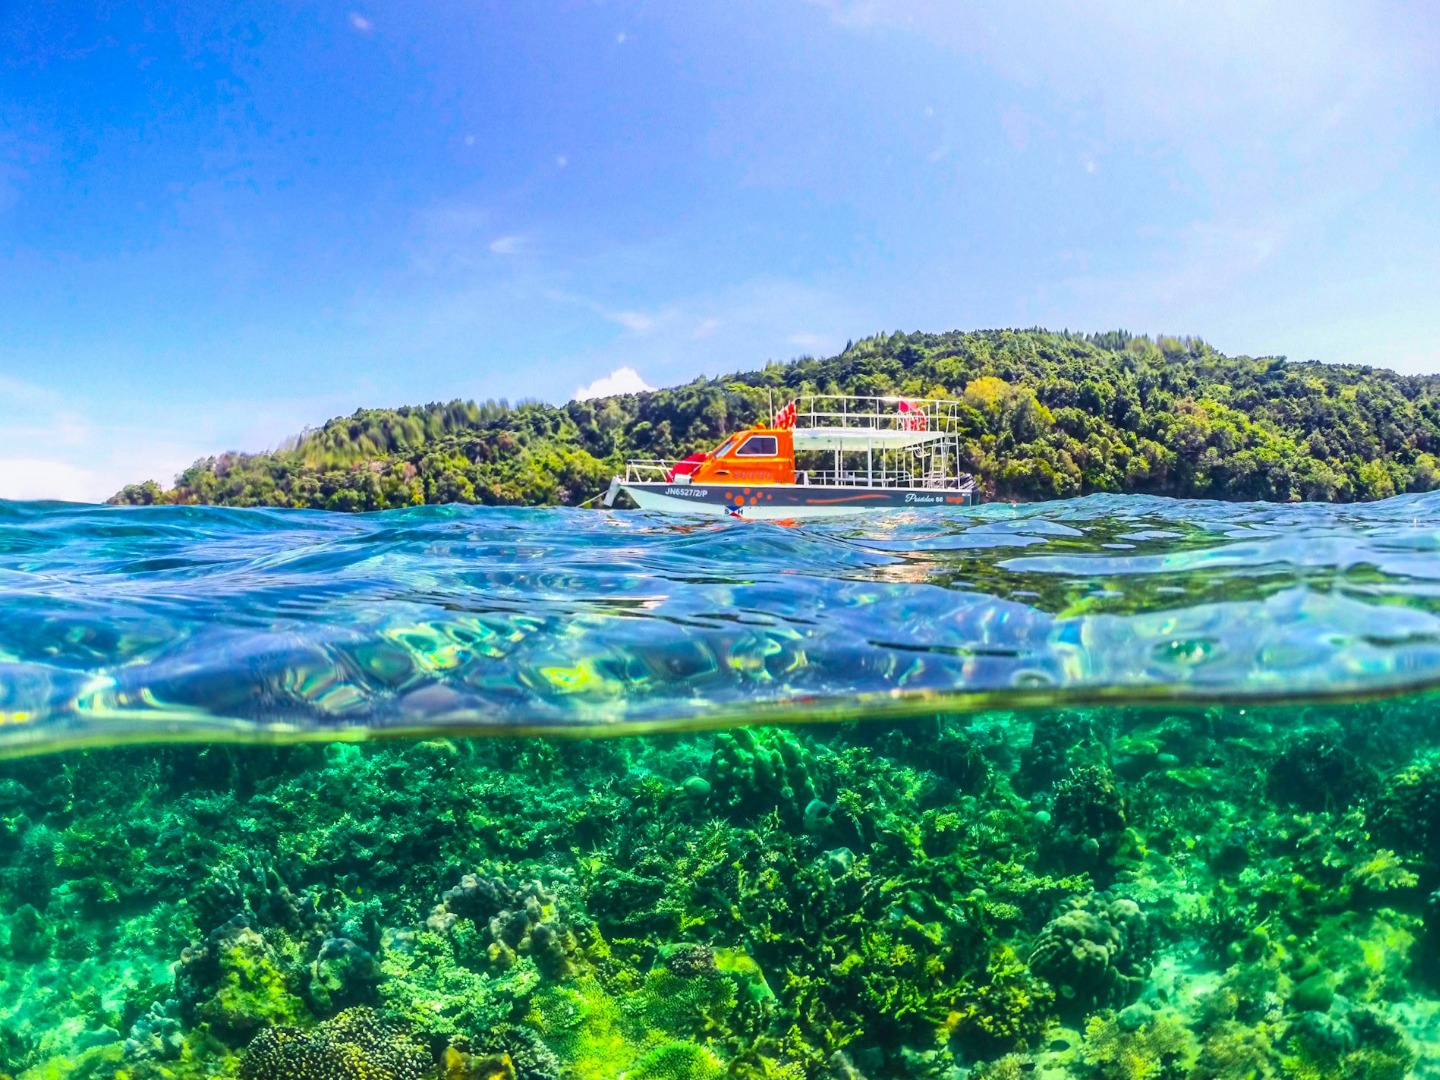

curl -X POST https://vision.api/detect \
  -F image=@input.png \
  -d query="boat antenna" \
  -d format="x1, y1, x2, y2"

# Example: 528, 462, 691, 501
767, 387, 773, 424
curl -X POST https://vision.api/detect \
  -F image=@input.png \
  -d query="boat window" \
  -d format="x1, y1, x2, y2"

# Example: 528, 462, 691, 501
711, 438, 736, 458
735, 435, 779, 456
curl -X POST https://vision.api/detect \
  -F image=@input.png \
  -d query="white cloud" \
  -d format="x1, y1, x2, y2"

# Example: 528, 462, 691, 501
573, 366, 656, 400
348, 12, 373, 32
489, 235, 524, 255
694, 318, 720, 339
0, 458, 97, 502
0, 435, 212, 504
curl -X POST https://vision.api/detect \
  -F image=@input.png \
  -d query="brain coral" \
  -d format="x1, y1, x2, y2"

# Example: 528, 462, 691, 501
239, 1007, 431, 1080
1028, 893, 1153, 1020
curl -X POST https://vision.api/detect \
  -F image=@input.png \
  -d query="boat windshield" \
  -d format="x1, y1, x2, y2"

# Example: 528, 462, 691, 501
712, 436, 737, 457
735, 434, 778, 456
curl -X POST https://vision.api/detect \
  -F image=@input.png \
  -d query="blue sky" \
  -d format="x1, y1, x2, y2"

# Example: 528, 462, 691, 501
1, 0, 1437, 500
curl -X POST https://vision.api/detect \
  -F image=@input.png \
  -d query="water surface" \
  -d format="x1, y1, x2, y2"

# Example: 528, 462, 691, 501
5, 493, 1440, 754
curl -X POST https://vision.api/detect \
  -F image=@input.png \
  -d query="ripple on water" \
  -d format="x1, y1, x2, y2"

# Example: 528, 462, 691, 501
4, 493, 1440, 753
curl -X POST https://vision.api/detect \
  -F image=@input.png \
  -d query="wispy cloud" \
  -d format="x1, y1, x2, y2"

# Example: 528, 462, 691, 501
408, 204, 542, 273
0, 372, 60, 409
804, 1, 1431, 144
542, 290, 673, 335
348, 12, 373, 33
608, 310, 655, 332
574, 366, 655, 400
555, 277, 867, 391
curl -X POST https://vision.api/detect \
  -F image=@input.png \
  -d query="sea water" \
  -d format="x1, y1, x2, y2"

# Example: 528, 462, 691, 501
3, 496, 1440, 1078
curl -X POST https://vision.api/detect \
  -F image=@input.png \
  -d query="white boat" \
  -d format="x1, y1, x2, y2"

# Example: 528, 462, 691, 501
604, 394, 980, 519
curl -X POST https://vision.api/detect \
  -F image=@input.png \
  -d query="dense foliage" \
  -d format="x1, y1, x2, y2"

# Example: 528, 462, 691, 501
112, 329, 1440, 509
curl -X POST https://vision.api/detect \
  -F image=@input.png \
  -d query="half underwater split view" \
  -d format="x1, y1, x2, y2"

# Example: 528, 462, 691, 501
7, 496, 1440, 1080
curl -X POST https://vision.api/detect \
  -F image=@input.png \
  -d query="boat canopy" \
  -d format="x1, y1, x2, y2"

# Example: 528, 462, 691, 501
791, 426, 946, 451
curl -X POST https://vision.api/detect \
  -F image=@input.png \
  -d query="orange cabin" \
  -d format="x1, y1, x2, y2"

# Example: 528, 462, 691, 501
690, 426, 796, 485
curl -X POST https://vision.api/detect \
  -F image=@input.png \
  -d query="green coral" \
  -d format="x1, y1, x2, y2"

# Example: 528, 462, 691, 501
12, 693, 1440, 1080
707, 728, 824, 827
1372, 755, 1440, 883
1281, 1007, 1418, 1080
524, 970, 742, 1080
1028, 894, 1153, 1021
629, 1041, 727, 1080
1046, 765, 1141, 881
376, 924, 537, 1044
944, 946, 1055, 1056
1078, 1010, 1197, 1080
204, 926, 307, 1037
238, 1007, 430, 1080
1194, 1020, 1275, 1078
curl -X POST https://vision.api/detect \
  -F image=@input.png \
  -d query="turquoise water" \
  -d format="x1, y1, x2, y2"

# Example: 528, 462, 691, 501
7, 496, 1440, 1079
5, 493, 1440, 753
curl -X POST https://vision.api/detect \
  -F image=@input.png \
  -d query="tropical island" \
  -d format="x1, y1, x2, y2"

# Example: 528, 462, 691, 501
110, 329, 1440, 510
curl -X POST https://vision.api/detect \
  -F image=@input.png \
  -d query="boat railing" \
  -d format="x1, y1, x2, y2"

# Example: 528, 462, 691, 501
624, 460, 676, 482
789, 394, 962, 433
796, 469, 966, 489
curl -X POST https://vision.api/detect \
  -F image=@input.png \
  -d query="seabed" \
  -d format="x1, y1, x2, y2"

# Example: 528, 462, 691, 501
3, 696, 1440, 1079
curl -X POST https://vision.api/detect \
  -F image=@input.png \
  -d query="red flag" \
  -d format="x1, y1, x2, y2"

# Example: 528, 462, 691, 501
897, 399, 927, 431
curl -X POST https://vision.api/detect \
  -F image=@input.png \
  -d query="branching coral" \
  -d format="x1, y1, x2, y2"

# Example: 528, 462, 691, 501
1018, 711, 1100, 795
1372, 755, 1440, 884
944, 945, 1055, 1057
1078, 1009, 1196, 1080
16, 695, 1440, 1080
1046, 765, 1135, 879
376, 924, 537, 1044
1282, 1005, 1418, 1080
1267, 731, 1374, 813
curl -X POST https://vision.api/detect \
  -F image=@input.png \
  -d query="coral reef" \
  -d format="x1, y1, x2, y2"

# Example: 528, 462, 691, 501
1045, 766, 1140, 881
1373, 754, 1440, 884
4, 696, 1440, 1078
1029, 893, 1154, 1021
239, 1007, 430, 1079
426, 873, 583, 979
706, 728, 824, 827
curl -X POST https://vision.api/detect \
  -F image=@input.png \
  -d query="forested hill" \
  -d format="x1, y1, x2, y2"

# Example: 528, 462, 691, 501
111, 328, 1440, 509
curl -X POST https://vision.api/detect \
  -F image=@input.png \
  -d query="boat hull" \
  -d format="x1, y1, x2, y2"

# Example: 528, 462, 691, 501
615, 481, 978, 519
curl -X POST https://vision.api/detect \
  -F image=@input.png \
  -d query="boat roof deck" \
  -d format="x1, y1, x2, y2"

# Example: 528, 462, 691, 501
791, 427, 945, 450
